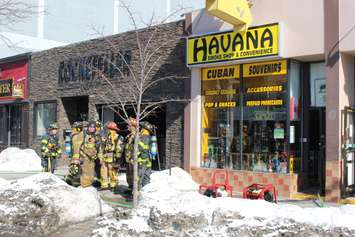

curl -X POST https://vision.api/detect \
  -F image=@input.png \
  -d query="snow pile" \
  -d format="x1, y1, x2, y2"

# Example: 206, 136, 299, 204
92, 167, 355, 237
0, 177, 8, 185
0, 147, 42, 172
0, 173, 113, 236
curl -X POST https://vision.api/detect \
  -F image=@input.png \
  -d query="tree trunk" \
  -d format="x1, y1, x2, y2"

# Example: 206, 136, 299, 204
132, 126, 140, 208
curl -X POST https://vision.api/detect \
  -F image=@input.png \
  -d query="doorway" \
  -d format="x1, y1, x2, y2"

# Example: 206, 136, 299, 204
61, 96, 89, 124
0, 104, 28, 148
98, 105, 166, 170
307, 108, 326, 194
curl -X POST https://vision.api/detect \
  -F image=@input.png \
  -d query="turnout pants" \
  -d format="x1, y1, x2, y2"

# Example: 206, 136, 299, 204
100, 162, 118, 188
126, 162, 134, 189
138, 165, 151, 190
41, 157, 57, 173
80, 159, 95, 187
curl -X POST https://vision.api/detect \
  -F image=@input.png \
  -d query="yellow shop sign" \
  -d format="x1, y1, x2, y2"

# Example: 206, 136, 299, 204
243, 60, 287, 77
202, 65, 240, 80
187, 23, 279, 66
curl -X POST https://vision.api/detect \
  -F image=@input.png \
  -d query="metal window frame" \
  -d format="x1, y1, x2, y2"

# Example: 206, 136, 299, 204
33, 100, 58, 139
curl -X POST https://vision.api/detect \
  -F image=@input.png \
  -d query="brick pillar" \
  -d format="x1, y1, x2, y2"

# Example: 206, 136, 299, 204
88, 95, 99, 121
324, 0, 341, 202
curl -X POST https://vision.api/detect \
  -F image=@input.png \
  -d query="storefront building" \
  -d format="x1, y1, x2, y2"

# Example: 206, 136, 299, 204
28, 21, 188, 169
184, 0, 355, 202
0, 54, 30, 150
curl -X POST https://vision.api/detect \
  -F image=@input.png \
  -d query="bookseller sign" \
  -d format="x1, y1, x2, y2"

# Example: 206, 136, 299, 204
187, 23, 279, 66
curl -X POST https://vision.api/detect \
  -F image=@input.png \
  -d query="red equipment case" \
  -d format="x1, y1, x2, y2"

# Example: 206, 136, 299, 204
199, 170, 233, 197
242, 183, 278, 203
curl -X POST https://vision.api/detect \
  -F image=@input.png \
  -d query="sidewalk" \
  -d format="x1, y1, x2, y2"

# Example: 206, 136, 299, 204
0, 168, 352, 209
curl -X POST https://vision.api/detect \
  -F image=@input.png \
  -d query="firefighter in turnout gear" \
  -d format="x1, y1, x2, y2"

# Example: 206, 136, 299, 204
64, 121, 84, 187
71, 121, 84, 162
98, 121, 124, 191
137, 121, 155, 190
41, 123, 62, 173
79, 121, 99, 187
124, 117, 137, 193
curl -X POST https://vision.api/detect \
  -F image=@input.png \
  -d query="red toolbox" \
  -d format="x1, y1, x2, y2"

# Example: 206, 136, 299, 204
242, 183, 277, 203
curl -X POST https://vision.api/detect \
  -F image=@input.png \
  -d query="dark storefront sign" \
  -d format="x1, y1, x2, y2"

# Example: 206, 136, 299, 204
58, 51, 132, 87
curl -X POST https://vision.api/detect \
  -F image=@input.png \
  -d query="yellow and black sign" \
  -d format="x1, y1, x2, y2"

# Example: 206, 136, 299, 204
246, 99, 283, 107
202, 65, 240, 80
188, 23, 279, 66
0, 79, 13, 97
246, 85, 283, 94
204, 89, 237, 96
243, 60, 287, 77
204, 101, 237, 108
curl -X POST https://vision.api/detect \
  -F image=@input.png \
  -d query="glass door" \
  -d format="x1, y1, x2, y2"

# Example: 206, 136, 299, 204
9, 105, 23, 145
342, 107, 355, 197
0, 104, 24, 146
0, 106, 8, 145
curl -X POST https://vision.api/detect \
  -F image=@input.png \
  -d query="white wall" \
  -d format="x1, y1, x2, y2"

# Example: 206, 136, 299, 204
190, 0, 325, 61
339, 0, 355, 54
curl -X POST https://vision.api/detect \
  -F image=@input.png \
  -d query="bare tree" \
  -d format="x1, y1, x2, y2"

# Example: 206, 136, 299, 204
66, 1, 189, 207
0, 0, 37, 46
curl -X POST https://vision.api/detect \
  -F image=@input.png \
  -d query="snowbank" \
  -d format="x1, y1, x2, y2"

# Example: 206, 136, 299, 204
0, 147, 42, 172
0, 177, 7, 185
0, 173, 113, 236
92, 167, 355, 237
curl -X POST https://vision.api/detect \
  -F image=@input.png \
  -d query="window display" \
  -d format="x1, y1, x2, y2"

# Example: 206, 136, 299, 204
201, 60, 289, 173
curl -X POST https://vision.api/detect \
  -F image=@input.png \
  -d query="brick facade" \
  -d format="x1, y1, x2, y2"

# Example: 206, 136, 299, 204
29, 21, 189, 168
191, 167, 302, 199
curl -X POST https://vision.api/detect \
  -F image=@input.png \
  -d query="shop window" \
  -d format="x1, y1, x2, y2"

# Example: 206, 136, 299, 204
201, 66, 241, 169
200, 60, 290, 173
310, 63, 326, 107
35, 102, 57, 138
242, 63, 288, 173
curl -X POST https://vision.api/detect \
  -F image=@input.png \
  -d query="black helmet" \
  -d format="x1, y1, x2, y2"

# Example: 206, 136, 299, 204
140, 121, 154, 132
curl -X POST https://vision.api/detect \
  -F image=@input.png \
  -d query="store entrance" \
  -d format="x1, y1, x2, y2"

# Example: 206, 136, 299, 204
307, 108, 326, 194
0, 104, 28, 148
98, 105, 166, 170
61, 96, 89, 124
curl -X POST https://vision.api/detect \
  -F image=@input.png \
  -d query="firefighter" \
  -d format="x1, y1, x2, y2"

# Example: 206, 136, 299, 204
41, 123, 62, 173
124, 117, 137, 193
137, 121, 155, 190
64, 121, 84, 187
79, 121, 99, 187
94, 120, 103, 183
98, 121, 124, 191
71, 121, 84, 162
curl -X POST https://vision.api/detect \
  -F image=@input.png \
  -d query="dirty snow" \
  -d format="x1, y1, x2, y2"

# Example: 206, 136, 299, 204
0, 147, 42, 172
0, 173, 113, 231
92, 167, 355, 237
